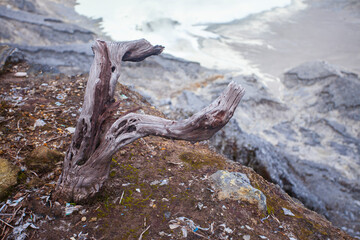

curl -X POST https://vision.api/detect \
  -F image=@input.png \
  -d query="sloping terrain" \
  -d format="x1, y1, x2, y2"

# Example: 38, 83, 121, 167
0, 62, 353, 239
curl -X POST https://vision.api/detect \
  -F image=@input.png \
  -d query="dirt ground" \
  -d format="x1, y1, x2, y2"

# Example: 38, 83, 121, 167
0, 62, 353, 239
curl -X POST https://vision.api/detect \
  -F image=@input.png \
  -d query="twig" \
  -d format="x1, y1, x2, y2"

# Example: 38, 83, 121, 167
10, 205, 22, 223
192, 230, 207, 239
1, 228, 10, 240
0, 116, 14, 124
138, 225, 150, 240
30, 170, 39, 178
140, 138, 154, 152
15, 140, 27, 160
0, 204, 6, 213
0, 218, 14, 228
119, 191, 124, 205
41, 107, 63, 112
44, 133, 69, 143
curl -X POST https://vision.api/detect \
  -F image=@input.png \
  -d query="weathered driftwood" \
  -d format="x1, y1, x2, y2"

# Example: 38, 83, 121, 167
55, 39, 245, 202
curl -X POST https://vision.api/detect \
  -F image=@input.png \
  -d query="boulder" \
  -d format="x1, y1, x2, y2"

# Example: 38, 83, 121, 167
210, 170, 267, 212
24, 146, 63, 174
0, 158, 19, 199
283, 60, 344, 87
284, 60, 360, 120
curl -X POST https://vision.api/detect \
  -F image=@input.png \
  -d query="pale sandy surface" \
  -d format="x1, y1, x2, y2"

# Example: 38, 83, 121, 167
208, 0, 360, 78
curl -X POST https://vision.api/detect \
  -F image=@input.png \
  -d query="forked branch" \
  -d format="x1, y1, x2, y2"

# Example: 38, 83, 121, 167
56, 39, 245, 202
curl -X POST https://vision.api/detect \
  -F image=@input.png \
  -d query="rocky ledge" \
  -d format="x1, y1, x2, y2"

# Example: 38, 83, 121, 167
0, 63, 353, 239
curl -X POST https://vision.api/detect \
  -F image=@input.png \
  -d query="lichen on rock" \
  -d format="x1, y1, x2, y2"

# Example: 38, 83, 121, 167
0, 158, 19, 200
210, 170, 267, 212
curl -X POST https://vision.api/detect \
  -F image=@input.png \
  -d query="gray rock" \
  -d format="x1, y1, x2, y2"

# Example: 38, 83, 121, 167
119, 53, 218, 116
210, 170, 267, 212
284, 60, 343, 86
0, 1, 105, 75
273, 122, 298, 142
3, 43, 94, 74
282, 207, 295, 216
285, 60, 360, 120
12, 0, 36, 13
0, 6, 94, 42
299, 128, 321, 146
317, 73, 360, 120
174, 90, 207, 118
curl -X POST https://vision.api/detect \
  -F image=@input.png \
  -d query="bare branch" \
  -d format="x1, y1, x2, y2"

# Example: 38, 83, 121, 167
95, 81, 245, 159
55, 39, 244, 202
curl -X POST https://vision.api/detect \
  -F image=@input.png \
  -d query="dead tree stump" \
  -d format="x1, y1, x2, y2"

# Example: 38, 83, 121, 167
55, 39, 245, 202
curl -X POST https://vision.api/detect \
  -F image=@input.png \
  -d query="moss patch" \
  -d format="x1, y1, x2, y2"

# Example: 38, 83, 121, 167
179, 151, 225, 169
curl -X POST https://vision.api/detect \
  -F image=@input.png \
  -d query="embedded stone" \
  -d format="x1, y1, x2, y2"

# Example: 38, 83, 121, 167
210, 170, 267, 212
0, 158, 19, 199
24, 146, 63, 174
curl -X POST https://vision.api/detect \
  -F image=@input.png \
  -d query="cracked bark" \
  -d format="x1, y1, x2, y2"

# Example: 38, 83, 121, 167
55, 39, 245, 202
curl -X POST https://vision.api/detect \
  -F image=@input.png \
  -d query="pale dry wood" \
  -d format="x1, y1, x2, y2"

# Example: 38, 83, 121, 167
56, 39, 245, 202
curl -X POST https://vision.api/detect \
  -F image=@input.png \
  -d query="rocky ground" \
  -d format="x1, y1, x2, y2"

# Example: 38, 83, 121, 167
1, 0, 359, 238
0, 61, 354, 239
116, 57, 360, 238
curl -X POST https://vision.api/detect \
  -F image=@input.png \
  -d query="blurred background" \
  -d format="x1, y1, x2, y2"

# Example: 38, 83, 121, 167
1, 0, 359, 238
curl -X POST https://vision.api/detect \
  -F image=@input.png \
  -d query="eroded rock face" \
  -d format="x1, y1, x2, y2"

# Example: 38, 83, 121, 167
284, 60, 360, 120
0, 158, 19, 199
160, 61, 360, 237
210, 62, 360, 237
210, 170, 267, 212
24, 146, 63, 174
0, 0, 104, 75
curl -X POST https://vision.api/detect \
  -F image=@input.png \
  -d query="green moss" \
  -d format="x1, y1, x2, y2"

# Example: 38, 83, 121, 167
112, 163, 140, 183
109, 170, 116, 178
252, 177, 331, 239
96, 195, 115, 218
179, 151, 224, 169
267, 204, 274, 215
17, 171, 27, 184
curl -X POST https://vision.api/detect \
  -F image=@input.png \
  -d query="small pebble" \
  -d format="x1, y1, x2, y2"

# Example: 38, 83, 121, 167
283, 207, 295, 216
164, 211, 171, 219
243, 235, 250, 240
14, 72, 28, 77
66, 127, 76, 133
245, 225, 253, 230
